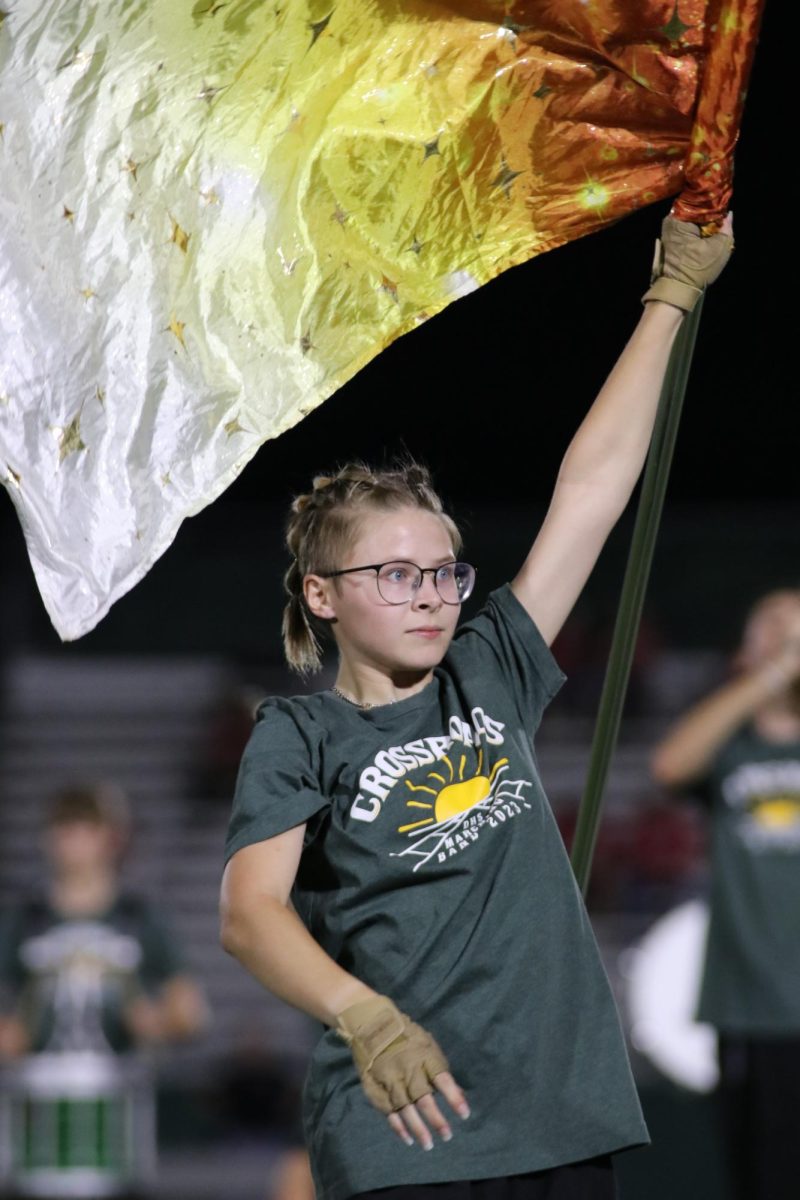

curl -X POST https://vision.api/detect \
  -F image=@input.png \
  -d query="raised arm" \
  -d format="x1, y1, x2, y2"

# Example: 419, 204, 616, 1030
512, 216, 733, 646
651, 636, 800, 789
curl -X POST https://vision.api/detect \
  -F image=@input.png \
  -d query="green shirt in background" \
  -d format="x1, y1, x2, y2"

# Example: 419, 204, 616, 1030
0, 894, 183, 1054
226, 585, 647, 1200
695, 726, 800, 1033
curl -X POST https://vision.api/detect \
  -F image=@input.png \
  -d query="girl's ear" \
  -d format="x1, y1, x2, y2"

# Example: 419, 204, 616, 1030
304, 574, 337, 622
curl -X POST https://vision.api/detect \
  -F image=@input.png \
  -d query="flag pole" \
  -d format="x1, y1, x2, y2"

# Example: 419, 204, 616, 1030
570, 296, 704, 896
569, 0, 766, 894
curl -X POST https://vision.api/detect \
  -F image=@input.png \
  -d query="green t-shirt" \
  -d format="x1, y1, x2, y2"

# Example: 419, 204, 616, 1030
226, 585, 647, 1200
695, 726, 800, 1033
0, 893, 183, 1053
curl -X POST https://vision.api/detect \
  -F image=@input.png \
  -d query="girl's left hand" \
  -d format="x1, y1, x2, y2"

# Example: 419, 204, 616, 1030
388, 1070, 471, 1151
336, 994, 470, 1148
642, 210, 734, 311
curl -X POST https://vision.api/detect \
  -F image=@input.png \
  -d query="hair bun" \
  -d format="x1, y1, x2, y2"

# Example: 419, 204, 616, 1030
291, 492, 312, 515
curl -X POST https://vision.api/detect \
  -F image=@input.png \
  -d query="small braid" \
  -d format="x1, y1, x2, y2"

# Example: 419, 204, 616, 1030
281, 460, 461, 674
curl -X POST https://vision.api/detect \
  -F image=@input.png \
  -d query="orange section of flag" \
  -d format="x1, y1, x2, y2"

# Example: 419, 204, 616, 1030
672, 0, 766, 229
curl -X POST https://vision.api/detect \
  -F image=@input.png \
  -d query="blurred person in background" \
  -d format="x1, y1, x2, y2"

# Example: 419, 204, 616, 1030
0, 781, 208, 1060
651, 589, 800, 1200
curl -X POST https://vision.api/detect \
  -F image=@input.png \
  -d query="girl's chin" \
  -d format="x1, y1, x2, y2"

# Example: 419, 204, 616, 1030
393, 650, 448, 676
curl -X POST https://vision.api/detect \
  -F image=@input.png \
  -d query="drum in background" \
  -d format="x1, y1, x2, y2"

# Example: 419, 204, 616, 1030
621, 898, 719, 1093
0, 1051, 155, 1197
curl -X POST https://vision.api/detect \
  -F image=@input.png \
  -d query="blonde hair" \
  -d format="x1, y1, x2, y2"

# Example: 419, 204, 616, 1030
282, 461, 461, 674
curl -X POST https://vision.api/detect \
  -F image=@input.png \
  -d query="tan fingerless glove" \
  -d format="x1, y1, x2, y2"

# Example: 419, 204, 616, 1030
336, 995, 449, 1114
642, 215, 733, 312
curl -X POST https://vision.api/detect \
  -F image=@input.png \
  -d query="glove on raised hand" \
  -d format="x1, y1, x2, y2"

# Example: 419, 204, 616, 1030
642, 215, 733, 312
336, 995, 449, 1115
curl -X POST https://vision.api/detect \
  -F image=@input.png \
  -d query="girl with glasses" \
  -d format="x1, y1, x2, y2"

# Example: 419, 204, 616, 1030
220, 215, 732, 1200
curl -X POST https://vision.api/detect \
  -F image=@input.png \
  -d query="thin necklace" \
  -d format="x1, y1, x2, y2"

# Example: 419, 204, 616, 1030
331, 684, 396, 710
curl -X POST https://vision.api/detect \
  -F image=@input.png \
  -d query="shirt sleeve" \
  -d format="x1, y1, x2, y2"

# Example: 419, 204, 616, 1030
447, 584, 566, 731
224, 698, 330, 863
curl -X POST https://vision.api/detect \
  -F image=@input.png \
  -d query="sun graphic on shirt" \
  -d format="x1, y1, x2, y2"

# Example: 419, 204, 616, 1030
397, 749, 509, 834
751, 796, 800, 830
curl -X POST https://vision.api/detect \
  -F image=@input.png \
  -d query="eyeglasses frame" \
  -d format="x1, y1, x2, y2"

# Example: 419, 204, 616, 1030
319, 560, 477, 605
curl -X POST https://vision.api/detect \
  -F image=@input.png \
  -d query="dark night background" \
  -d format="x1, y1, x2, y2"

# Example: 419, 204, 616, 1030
0, 0, 794, 664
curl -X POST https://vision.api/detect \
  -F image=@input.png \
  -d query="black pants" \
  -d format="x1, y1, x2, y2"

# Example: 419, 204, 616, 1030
351, 1156, 617, 1200
717, 1034, 800, 1200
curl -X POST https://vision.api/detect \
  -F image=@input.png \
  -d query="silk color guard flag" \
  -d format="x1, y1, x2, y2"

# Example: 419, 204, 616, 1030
0, 0, 761, 638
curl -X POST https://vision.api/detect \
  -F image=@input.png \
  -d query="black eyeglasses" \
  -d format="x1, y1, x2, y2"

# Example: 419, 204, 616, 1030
322, 560, 476, 605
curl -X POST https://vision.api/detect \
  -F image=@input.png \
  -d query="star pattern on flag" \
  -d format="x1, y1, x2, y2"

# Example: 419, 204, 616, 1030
57, 414, 87, 464
166, 316, 187, 349
169, 218, 191, 253
660, 3, 692, 43
491, 159, 523, 199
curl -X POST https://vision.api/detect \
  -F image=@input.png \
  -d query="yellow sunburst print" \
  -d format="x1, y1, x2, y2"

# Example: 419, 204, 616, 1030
752, 797, 800, 830
398, 749, 509, 834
